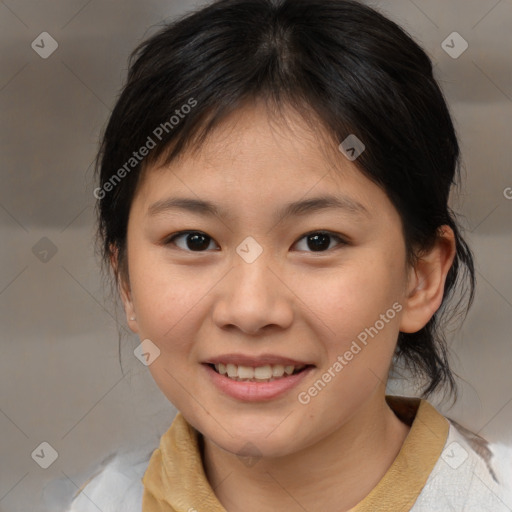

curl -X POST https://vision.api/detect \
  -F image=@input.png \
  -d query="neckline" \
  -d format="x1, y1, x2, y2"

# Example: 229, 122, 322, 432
142, 395, 449, 512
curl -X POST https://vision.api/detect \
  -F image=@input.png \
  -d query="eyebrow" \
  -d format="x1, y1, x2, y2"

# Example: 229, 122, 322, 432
147, 194, 370, 222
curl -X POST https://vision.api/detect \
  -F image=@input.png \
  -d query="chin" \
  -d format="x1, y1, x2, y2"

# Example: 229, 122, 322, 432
214, 433, 300, 460
200, 412, 315, 459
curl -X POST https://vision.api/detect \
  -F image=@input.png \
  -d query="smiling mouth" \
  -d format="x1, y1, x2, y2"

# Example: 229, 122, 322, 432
208, 363, 312, 382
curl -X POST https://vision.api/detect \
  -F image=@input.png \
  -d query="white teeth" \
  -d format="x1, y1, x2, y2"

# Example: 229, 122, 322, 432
226, 363, 237, 378
213, 363, 307, 381
272, 365, 285, 377
284, 365, 295, 375
254, 365, 272, 379
237, 365, 254, 379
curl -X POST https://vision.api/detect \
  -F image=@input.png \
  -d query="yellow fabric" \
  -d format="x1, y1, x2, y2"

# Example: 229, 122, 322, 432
142, 395, 449, 512
350, 396, 449, 511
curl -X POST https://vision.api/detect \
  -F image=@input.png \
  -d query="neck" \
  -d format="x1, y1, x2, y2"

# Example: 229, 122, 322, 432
203, 392, 411, 512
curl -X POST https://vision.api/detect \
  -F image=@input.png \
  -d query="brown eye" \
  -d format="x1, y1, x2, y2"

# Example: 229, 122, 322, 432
164, 230, 346, 253
293, 231, 347, 252
165, 231, 218, 252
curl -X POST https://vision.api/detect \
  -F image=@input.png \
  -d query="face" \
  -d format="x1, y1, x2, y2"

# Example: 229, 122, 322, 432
121, 101, 412, 458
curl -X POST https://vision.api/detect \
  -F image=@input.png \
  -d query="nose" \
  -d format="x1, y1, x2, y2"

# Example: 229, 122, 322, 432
211, 252, 294, 336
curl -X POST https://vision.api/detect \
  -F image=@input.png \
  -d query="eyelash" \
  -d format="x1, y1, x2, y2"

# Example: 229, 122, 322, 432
162, 230, 348, 253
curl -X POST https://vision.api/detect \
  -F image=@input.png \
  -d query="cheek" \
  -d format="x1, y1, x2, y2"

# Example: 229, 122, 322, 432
292, 261, 404, 427
296, 252, 404, 341
127, 248, 204, 358
129, 256, 208, 405
129, 246, 192, 322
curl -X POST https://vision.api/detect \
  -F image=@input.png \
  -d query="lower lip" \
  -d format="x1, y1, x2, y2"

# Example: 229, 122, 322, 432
203, 364, 314, 402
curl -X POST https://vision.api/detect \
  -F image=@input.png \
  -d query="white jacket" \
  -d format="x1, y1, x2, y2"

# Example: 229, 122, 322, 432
59, 420, 512, 512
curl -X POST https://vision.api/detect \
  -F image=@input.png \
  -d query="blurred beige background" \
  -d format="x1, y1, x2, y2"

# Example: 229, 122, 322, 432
0, 0, 511, 510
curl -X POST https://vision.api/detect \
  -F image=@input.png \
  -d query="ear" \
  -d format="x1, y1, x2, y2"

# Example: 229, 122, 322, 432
399, 225, 456, 334
110, 244, 139, 334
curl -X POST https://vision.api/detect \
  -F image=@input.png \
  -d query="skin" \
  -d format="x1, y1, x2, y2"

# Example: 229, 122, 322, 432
116, 100, 456, 512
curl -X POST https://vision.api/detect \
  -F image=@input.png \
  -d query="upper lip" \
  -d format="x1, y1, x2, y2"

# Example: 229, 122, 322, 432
204, 354, 313, 367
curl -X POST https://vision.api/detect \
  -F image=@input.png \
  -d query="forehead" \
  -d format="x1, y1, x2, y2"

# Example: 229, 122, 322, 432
137, 100, 371, 198
128, 101, 403, 241
190, 101, 337, 166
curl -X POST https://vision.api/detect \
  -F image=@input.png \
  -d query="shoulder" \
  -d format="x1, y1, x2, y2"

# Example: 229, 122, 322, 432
412, 418, 512, 511
63, 448, 153, 512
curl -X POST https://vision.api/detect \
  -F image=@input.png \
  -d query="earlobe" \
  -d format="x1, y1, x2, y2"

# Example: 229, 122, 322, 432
399, 226, 456, 334
118, 278, 139, 333
110, 245, 139, 333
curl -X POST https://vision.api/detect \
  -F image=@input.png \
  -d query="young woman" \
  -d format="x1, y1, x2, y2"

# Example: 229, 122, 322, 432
67, 0, 512, 510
